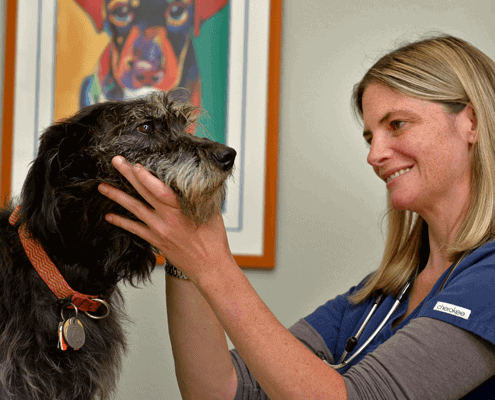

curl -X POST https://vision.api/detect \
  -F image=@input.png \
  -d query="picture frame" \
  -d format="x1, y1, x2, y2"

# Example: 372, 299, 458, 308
1, 0, 281, 268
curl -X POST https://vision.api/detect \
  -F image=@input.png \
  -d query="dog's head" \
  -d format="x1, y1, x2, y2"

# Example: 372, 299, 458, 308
19, 91, 235, 285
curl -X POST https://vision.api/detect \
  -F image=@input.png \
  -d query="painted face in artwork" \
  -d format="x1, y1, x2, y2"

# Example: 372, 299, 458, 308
76, 0, 229, 109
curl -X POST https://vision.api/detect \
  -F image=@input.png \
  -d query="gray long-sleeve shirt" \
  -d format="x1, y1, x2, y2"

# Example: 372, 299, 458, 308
231, 317, 495, 399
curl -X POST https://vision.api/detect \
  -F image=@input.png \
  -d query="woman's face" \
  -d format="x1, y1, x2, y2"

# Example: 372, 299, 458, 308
362, 83, 477, 220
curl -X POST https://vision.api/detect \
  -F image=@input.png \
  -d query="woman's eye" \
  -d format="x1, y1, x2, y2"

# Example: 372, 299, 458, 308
390, 121, 405, 131
137, 123, 153, 134
363, 134, 372, 146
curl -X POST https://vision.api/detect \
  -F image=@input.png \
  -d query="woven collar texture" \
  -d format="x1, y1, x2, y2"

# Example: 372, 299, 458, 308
9, 205, 103, 312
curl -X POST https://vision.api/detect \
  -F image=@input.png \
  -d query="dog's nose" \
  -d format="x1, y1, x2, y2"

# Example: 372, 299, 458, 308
213, 147, 237, 171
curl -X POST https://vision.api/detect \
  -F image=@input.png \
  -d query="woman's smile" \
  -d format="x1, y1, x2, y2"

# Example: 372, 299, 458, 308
383, 167, 412, 184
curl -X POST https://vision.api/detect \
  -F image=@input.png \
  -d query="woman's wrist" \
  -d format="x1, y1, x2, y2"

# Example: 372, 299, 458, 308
164, 261, 189, 280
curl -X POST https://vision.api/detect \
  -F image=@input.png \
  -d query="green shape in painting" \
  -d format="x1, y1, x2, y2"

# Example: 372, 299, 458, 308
192, 4, 230, 144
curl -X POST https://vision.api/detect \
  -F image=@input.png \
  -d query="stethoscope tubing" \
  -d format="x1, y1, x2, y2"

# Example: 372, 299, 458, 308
337, 293, 382, 364
325, 257, 464, 370
328, 279, 412, 370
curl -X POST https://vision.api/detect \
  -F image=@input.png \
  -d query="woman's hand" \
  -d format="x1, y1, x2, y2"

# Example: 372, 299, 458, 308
98, 156, 236, 283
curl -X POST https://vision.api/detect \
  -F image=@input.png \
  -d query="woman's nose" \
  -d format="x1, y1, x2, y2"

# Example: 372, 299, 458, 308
367, 134, 391, 168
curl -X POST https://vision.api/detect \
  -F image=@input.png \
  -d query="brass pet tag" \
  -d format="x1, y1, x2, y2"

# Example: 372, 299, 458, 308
57, 321, 68, 351
63, 317, 86, 350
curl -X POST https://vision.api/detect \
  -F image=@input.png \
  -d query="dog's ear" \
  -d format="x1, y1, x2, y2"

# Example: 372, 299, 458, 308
74, 0, 105, 32
21, 104, 105, 224
48, 104, 106, 184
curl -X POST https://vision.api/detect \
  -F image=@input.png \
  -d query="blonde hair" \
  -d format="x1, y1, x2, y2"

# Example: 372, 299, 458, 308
351, 35, 495, 303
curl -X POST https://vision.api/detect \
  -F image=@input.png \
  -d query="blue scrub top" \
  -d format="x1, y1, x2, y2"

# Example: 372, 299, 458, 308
304, 240, 495, 394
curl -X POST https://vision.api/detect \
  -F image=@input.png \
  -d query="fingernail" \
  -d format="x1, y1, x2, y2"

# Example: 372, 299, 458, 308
112, 156, 124, 167
98, 183, 108, 194
105, 214, 113, 223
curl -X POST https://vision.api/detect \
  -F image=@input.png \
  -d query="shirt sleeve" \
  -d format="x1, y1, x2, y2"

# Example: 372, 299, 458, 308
344, 317, 495, 400
417, 259, 495, 346
231, 318, 334, 400
231, 316, 495, 400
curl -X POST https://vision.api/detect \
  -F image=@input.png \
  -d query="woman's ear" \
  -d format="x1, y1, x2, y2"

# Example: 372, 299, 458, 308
463, 103, 478, 144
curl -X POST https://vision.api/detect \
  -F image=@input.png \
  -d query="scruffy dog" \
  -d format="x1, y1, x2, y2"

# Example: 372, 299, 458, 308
0, 91, 236, 400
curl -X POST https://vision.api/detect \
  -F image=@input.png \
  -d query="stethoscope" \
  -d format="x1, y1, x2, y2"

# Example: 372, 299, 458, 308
327, 261, 459, 370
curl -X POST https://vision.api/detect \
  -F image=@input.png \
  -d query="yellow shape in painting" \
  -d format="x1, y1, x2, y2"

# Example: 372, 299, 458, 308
55, 0, 110, 121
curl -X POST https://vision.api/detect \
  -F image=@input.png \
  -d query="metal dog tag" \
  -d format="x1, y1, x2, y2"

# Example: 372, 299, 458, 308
63, 317, 86, 350
57, 321, 68, 351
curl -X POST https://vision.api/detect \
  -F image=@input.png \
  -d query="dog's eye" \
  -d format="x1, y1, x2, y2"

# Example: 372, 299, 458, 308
165, 3, 190, 28
137, 123, 153, 134
108, 5, 134, 27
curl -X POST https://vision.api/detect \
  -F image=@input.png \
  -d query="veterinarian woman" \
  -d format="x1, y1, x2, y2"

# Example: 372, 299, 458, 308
99, 35, 495, 399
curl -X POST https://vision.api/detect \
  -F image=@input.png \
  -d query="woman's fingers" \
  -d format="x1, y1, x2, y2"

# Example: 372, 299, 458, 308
98, 181, 154, 224
98, 156, 182, 250
98, 183, 170, 250
112, 156, 180, 209
104, 212, 157, 246
99, 156, 234, 278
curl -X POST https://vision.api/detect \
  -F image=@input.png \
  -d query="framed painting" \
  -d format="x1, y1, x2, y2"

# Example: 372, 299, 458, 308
1, 0, 282, 268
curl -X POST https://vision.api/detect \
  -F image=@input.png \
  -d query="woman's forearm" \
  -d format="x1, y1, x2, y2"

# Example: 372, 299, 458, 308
96, 161, 346, 398
196, 262, 348, 400
166, 275, 238, 400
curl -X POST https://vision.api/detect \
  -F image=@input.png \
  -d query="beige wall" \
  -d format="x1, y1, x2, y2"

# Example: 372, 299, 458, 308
2, 1, 495, 399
